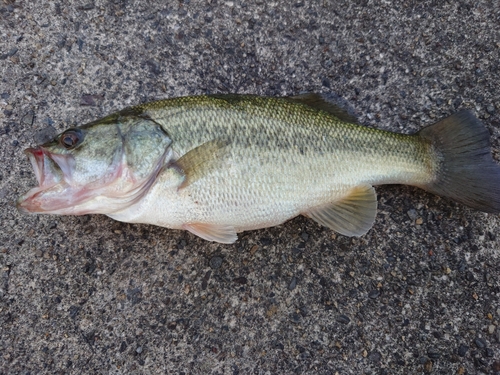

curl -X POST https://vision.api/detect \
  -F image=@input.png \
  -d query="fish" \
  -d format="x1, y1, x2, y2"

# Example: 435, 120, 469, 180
17, 94, 500, 243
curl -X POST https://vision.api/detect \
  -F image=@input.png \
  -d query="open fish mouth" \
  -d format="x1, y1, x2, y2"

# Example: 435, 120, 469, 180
17, 144, 170, 216
16, 147, 73, 213
25, 147, 75, 188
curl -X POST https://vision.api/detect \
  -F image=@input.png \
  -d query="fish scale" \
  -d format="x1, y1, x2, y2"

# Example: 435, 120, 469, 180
138, 95, 433, 185
109, 95, 433, 236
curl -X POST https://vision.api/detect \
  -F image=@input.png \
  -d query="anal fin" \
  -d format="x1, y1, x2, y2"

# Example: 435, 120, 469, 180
183, 222, 238, 244
304, 185, 377, 237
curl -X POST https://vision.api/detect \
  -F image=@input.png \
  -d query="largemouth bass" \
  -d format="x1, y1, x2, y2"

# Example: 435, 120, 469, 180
17, 94, 500, 243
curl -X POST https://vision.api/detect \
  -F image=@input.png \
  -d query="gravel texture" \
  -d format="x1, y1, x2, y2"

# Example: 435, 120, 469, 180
1, 1, 500, 374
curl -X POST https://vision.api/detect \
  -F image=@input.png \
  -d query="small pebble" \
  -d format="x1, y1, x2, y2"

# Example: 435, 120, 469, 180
290, 312, 301, 323
249, 244, 259, 256
33, 126, 57, 144
119, 341, 127, 353
233, 277, 247, 285
266, 305, 278, 318
492, 361, 500, 371
260, 237, 272, 246
209, 256, 223, 269
488, 325, 496, 334
407, 209, 418, 220
368, 289, 380, 299
427, 347, 440, 359
68, 306, 80, 319
474, 337, 487, 349
201, 270, 211, 290
80, 3, 95, 10
424, 359, 433, 373
22, 111, 35, 126
336, 314, 350, 325
458, 344, 468, 357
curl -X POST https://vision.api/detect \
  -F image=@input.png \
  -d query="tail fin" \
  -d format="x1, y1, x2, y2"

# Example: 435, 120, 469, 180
418, 110, 500, 213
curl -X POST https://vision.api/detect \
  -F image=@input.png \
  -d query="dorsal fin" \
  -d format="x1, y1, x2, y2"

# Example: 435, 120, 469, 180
286, 93, 357, 123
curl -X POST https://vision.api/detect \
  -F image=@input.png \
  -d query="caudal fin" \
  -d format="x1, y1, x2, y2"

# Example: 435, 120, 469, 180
418, 110, 500, 213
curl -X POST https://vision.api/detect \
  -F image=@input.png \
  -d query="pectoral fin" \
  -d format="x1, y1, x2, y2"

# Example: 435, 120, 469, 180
174, 139, 229, 189
304, 185, 377, 237
183, 223, 238, 244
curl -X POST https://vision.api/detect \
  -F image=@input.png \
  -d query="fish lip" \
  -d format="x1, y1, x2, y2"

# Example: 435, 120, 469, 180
24, 147, 45, 187
16, 186, 46, 213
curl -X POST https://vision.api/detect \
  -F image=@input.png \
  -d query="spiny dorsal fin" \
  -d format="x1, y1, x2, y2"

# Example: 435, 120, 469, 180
286, 93, 357, 123
183, 222, 238, 243
174, 139, 229, 189
304, 184, 377, 237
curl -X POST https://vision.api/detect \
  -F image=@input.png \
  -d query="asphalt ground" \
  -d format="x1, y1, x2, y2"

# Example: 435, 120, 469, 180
1, 1, 499, 374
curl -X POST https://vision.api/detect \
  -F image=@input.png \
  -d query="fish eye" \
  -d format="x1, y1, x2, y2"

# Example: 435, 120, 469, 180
60, 129, 84, 150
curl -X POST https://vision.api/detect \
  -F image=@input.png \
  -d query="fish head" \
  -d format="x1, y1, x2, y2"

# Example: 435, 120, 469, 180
17, 111, 172, 215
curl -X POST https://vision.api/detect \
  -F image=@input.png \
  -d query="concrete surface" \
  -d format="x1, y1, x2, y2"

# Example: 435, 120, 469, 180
1, 1, 500, 374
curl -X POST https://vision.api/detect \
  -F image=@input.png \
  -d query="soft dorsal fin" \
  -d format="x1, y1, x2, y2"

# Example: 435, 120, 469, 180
286, 93, 357, 123
304, 184, 377, 237
183, 222, 238, 243
173, 139, 229, 189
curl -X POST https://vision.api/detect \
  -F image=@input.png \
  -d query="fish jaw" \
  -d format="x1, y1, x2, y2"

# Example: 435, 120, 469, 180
17, 181, 116, 216
17, 147, 86, 214
17, 183, 74, 214
17, 145, 172, 216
